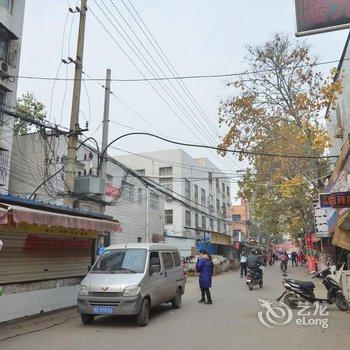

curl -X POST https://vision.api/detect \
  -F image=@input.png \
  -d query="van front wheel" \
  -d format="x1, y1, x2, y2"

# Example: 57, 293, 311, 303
81, 314, 94, 325
137, 298, 150, 326
171, 288, 182, 309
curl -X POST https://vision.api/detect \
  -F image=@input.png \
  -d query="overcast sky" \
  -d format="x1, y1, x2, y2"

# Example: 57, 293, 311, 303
17, 0, 349, 197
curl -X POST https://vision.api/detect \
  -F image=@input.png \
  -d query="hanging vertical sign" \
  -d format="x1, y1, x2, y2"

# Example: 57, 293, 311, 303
294, 0, 350, 36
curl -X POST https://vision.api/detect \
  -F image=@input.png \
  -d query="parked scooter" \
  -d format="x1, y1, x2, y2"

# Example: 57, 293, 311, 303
246, 266, 263, 290
276, 262, 349, 311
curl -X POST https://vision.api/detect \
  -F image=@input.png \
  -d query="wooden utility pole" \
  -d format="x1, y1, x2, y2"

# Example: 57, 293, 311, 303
64, 0, 87, 208
100, 69, 111, 214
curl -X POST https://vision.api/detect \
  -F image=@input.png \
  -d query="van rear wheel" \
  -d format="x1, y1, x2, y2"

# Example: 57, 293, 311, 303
81, 314, 94, 325
171, 288, 182, 309
137, 298, 150, 326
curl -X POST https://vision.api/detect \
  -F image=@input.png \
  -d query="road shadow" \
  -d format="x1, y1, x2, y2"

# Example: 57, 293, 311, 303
81, 303, 175, 328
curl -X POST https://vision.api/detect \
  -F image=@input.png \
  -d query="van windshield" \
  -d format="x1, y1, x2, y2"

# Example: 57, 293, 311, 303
91, 249, 147, 274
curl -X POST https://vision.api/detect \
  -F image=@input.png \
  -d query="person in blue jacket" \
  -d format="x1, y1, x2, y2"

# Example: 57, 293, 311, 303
196, 250, 214, 304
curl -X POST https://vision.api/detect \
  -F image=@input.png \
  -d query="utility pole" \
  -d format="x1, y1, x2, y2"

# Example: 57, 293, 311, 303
100, 69, 111, 214
64, 0, 87, 208
146, 186, 150, 243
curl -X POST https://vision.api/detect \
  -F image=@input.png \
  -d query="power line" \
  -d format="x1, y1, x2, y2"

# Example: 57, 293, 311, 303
10, 58, 347, 82
102, 132, 339, 160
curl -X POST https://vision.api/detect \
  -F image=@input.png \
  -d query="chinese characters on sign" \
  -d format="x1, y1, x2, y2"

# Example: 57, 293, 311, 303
295, 0, 350, 36
319, 192, 350, 208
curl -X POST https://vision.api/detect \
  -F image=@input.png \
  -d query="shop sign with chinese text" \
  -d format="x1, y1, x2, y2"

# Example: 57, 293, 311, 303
295, 0, 350, 36
319, 191, 350, 208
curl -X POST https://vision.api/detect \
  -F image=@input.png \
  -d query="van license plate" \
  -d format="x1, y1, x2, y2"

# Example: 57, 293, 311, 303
93, 306, 114, 314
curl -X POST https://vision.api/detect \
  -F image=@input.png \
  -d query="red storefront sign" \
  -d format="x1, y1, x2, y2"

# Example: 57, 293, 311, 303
23, 235, 92, 251
106, 185, 120, 198
319, 192, 350, 208
295, 0, 350, 36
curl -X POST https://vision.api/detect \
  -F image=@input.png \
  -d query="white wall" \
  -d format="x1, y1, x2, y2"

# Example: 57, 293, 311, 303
165, 236, 196, 257
0, 285, 79, 323
115, 149, 231, 237
0, 0, 26, 193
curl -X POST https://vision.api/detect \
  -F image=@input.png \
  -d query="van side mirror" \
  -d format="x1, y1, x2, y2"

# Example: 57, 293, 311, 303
149, 264, 161, 275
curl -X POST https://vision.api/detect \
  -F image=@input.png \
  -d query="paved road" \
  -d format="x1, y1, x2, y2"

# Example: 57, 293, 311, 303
1, 265, 349, 350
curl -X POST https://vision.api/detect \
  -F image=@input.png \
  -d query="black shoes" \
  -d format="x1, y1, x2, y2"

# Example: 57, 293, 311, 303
204, 301, 213, 305
198, 299, 205, 303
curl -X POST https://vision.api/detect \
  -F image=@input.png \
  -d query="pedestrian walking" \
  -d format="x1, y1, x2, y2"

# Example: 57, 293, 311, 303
239, 250, 248, 278
196, 250, 214, 305
291, 251, 298, 266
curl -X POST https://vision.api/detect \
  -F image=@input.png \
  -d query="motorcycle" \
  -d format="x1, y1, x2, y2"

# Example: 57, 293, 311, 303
246, 266, 263, 290
276, 263, 349, 311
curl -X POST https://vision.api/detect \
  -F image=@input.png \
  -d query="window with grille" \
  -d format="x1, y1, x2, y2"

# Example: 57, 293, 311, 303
159, 166, 172, 176
232, 214, 241, 222
165, 209, 173, 225
185, 210, 191, 227
0, 148, 9, 186
185, 179, 191, 199
201, 216, 206, 229
150, 193, 159, 210
195, 213, 199, 228
201, 188, 206, 205
194, 184, 198, 202
159, 177, 173, 191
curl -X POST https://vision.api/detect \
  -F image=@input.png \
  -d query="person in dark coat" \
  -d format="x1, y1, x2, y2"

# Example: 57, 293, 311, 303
196, 250, 214, 304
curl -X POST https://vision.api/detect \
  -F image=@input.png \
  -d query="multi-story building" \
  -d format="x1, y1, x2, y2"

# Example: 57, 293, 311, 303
115, 149, 232, 256
228, 198, 249, 243
0, 0, 25, 192
324, 32, 350, 268
9, 133, 164, 245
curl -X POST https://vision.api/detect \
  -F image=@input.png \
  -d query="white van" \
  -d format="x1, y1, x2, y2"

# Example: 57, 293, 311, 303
77, 243, 186, 326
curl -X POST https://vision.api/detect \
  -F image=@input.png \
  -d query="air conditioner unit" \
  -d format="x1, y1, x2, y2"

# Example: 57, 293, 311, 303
335, 125, 344, 139
0, 61, 10, 78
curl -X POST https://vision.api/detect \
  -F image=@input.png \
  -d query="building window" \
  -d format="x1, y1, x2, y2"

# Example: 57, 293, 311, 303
209, 218, 214, 230
159, 166, 172, 176
217, 220, 221, 232
124, 183, 134, 202
185, 210, 191, 227
195, 213, 199, 228
137, 237, 142, 243
0, 0, 12, 11
222, 182, 225, 195
165, 209, 173, 225
226, 186, 230, 198
136, 169, 145, 175
159, 177, 173, 191
201, 216, 206, 229
138, 188, 143, 204
232, 214, 241, 222
150, 193, 159, 210
208, 172, 213, 184
201, 188, 206, 205
185, 179, 191, 199
194, 184, 198, 202
232, 230, 241, 239
216, 198, 220, 211
223, 223, 227, 233
216, 178, 220, 191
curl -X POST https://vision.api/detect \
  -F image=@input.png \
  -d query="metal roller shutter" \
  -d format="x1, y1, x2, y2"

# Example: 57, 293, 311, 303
0, 233, 93, 284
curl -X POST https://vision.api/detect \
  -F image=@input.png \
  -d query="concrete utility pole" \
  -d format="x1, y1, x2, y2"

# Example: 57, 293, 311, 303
146, 187, 150, 243
100, 69, 111, 214
64, 0, 87, 208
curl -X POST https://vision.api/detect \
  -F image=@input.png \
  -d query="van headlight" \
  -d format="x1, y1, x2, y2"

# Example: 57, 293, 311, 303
79, 285, 88, 296
123, 285, 140, 297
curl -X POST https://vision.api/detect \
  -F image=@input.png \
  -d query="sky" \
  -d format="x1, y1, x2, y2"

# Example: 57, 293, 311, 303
16, 0, 350, 198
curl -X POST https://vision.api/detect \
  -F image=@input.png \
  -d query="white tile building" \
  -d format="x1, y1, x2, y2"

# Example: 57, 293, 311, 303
115, 149, 232, 239
0, 0, 26, 191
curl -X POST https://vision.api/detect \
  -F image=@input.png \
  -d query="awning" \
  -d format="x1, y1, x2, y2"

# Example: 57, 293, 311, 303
333, 227, 350, 251
0, 203, 122, 233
